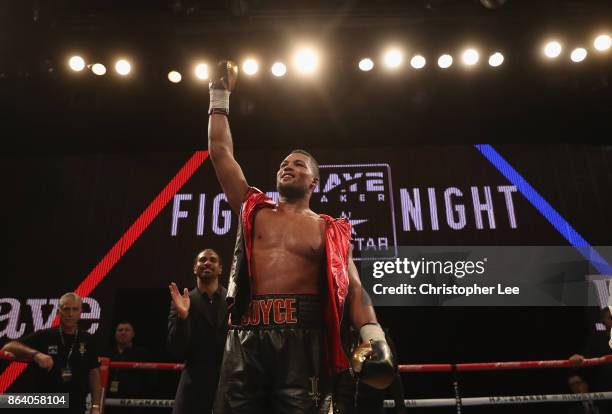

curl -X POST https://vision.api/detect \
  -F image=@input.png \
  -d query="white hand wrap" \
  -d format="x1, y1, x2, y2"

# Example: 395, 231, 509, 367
360, 323, 385, 343
209, 89, 230, 113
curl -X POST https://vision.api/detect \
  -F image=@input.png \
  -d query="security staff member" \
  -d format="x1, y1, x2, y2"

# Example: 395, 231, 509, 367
107, 321, 152, 414
1, 292, 101, 414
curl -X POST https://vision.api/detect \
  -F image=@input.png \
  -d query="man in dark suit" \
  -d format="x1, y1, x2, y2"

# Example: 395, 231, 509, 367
167, 249, 228, 414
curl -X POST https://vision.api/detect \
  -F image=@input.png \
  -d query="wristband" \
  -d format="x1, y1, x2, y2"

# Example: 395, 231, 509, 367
209, 89, 230, 115
208, 108, 229, 117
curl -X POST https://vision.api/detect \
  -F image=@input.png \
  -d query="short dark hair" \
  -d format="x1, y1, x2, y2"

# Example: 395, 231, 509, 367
290, 149, 319, 179
194, 248, 221, 264
115, 320, 134, 330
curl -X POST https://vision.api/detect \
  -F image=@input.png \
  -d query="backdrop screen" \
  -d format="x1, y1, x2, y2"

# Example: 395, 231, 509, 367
2, 144, 611, 391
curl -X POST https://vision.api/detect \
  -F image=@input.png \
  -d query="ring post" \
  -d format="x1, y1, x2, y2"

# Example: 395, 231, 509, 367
99, 357, 110, 414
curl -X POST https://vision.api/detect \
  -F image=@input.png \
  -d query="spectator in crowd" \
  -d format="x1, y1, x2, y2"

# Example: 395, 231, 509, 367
567, 374, 602, 414
569, 307, 612, 391
570, 307, 612, 365
568, 307, 612, 413
106, 321, 153, 413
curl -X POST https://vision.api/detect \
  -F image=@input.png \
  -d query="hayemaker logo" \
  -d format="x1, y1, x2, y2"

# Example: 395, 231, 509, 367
314, 164, 398, 261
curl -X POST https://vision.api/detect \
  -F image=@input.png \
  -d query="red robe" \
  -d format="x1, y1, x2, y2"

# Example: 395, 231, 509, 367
240, 188, 352, 374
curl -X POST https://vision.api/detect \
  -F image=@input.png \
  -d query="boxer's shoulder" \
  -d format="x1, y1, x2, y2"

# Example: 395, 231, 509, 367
244, 186, 271, 203
318, 213, 350, 227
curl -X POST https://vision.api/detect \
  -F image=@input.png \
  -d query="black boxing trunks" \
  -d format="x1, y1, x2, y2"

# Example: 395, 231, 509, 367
213, 294, 331, 414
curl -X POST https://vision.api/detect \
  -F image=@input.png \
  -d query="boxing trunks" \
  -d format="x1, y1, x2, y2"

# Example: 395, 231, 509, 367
213, 294, 332, 414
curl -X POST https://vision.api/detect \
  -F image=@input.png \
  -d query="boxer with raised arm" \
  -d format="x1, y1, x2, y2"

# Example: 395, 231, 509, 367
208, 61, 394, 414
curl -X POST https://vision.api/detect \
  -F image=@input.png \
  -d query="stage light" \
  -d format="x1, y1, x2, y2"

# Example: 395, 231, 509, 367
91, 63, 106, 76
570, 48, 587, 63
69, 56, 85, 72
115, 59, 131, 76
242, 59, 259, 76
543, 41, 562, 58
168, 70, 182, 83
383, 49, 403, 69
410, 55, 426, 69
594, 34, 611, 52
462, 48, 480, 66
195, 63, 208, 80
293, 48, 318, 74
480, 0, 507, 8
488, 52, 504, 67
437, 54, 453, 69
358, 58, 374, 71
271, 62, 287, 77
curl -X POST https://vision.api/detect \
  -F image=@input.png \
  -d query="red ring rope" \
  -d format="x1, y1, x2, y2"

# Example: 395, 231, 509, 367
2, 350, 610, 372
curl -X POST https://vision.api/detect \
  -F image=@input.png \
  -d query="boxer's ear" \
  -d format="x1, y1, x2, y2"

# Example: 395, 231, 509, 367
310, 176, 319, 191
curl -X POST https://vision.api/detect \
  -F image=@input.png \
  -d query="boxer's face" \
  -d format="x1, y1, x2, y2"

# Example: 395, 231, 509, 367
194, 249, 222, 280
276, 153, 318, 199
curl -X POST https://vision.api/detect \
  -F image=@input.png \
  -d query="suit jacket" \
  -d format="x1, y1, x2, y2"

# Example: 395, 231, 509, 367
567, 401, 603, 414
167, 285, 228, 414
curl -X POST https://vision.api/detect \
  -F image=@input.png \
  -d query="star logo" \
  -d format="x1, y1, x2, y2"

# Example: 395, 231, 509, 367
316, 163, 397, 261
341, 211, 368, 236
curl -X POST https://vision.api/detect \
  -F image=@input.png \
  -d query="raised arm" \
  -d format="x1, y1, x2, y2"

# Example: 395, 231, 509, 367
208, 60, 249, 214
208, 114, 249, 213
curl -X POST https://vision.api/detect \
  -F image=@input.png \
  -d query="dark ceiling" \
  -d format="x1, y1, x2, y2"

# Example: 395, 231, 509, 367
1, 0, 611, 152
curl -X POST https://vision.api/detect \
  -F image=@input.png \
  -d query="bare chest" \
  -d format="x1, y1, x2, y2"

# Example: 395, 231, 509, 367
253, 208, 325, 259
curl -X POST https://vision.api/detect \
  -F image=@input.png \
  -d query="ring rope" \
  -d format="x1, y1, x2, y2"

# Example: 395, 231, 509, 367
3, 350, 610, 372
3, 351, 612, 410
399, 355, 612, 372
102, 392, 612, 409
383, 391, 612, 408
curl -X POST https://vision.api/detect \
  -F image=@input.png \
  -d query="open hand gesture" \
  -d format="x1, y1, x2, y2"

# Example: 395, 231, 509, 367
169, 282, 190, 320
